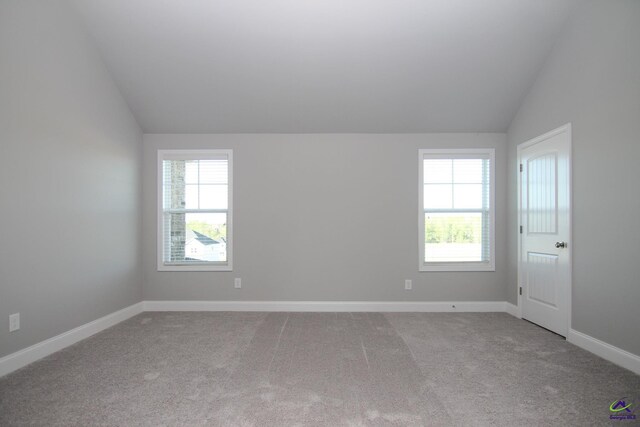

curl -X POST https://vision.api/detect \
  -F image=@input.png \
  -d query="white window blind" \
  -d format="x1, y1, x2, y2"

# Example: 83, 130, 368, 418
419, 149, 495, 271
158, 150, 232, 271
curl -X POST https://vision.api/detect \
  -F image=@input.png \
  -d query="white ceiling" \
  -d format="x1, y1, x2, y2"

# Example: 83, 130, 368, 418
72, 0, 581, 133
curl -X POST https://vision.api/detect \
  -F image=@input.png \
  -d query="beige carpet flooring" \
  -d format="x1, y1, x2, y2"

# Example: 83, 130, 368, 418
1, 312, 639, 426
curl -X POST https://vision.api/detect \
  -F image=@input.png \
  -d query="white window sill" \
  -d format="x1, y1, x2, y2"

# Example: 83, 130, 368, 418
158, 263, 232, 272
420, 262, 495, 272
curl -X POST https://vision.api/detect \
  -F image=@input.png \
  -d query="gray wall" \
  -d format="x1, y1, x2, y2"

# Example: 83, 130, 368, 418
143, 133, 507, 302
0, 1, 142, 358
507, 0, 640, 354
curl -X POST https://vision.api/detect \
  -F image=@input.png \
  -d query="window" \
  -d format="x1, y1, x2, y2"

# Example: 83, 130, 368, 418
418, 149, 495, 271
158, 150, 232, 271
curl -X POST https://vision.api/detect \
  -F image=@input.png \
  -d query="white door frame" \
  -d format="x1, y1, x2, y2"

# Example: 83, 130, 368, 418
516, 123, 572, 334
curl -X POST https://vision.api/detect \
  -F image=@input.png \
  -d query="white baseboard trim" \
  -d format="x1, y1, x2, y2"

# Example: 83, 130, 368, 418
0, 302, 144, 378
504, 302, 519, 318
143, 300, 507, 313
567, 329, 640, 376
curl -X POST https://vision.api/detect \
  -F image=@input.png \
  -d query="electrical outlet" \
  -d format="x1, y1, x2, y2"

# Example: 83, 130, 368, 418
9, 313, 20, 332
234, 278, 242, 289
404, 279, 412, 290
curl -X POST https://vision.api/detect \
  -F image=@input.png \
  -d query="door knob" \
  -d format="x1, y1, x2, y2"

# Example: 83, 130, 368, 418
555, 242, 567, 248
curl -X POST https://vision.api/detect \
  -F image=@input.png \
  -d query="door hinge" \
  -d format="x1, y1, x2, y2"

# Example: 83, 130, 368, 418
519, 225, 523, 234
519, 287, 523, 296
520, 163, 523, 172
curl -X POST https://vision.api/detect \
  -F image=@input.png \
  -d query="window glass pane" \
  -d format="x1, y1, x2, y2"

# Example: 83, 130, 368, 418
423, 159, 452, 184
184, 184, 199, 209
453, 184, 482, 209
199, 159, 228, 184
164, 212, 227, 263
199, 184, 228, 209
424, 184, 452, 209
164, 160, 186, 209
184, 160, 199, 184
453, 159, 483, 183
163, 183, 178, 209
424, 212, 483, 262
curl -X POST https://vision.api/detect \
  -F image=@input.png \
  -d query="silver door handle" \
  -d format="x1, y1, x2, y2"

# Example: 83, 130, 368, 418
555, 242, 567, 248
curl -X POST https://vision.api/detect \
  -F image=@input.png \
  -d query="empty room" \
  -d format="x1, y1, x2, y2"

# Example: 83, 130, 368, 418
1, 0, 639, 425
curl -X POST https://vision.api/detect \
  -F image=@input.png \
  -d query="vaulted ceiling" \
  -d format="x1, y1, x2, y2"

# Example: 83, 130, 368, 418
72, 0, 582, 133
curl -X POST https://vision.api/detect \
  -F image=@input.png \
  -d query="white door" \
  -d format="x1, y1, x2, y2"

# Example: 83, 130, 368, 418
519, 124, 571, 337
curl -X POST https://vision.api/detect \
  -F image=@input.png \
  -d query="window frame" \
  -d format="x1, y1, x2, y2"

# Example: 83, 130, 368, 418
157, 149, 233, 272
418, 148, 495, 272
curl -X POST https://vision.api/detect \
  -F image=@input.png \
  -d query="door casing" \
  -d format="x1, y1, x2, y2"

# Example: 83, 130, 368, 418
516, 123, 572, 335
